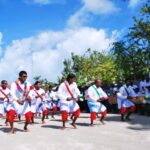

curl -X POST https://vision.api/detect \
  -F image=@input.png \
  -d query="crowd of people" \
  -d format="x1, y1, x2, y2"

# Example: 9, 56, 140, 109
0, 70, 150, 134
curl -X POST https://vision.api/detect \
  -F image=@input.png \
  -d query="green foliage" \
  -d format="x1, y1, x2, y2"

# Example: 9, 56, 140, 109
60, 49, 117, 86
112, 2, 150, 80
33, 75, 55, 90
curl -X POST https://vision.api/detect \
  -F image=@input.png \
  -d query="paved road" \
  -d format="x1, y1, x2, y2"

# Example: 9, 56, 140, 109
0, 113, 150, 150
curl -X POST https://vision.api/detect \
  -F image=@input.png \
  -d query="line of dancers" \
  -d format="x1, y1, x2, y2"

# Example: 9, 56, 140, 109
0, 71, 150, 134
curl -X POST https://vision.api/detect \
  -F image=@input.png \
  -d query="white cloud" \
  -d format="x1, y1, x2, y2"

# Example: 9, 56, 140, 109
128, 0, 140, 8
67, 0, 119, 28
83, 0, 118, 15
24, 0, 66, 5
0, 28, 118, 83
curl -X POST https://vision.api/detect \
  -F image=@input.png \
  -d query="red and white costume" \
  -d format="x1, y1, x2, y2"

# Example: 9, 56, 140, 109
0, 87, 11, 116
58, 81, 80, 122
86, 85, 108, 121
45, 90, 58, 113
29, 88, 48, 115
8, 80, 32, 124
117, 85, 136, 114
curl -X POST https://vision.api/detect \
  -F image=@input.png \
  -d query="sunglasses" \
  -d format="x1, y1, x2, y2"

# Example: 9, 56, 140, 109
2, 83, 8, 85
22, 75, 27, 78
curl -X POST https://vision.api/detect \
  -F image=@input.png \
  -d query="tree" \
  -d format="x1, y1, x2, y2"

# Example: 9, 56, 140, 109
112, 2, 150, 80
60, 49, 118, 86
33, 76, 55, 90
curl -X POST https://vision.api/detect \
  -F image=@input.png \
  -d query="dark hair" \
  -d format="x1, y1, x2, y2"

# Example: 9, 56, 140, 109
49, 84, 54, 89
67, 74, 75, 81
94, 79, 102, 84
34, 81, 41, 85
125, 78, 131, 82
1, 80, 7, 84
19, 70, 27, 77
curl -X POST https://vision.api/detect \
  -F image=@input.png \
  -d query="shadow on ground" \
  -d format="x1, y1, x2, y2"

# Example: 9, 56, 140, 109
0, 127, 24, 133
127, 115, 150, 131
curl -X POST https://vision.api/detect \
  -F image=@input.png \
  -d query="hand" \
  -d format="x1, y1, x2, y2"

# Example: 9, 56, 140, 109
17, 99, 24, 105
97, 99, 100, 102
35, 96, 39, 99
26, 96, 31, 103
136, 96, 140, 100
66, 97, 72, 101
127, 96, 133, 100
52, 99, 57, 102
0, 97, 5, 101
132, 97, 136, 101
99, 97, 105, 101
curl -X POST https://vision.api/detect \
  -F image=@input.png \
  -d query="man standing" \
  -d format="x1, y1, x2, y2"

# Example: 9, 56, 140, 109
0, 80, 11, 125
117, 79, 136, 121
58, 74, 80, 129
86, 79, 108, 126
9, 71, 32, 133
45, 85, 58, 119
29, 81, 47, 124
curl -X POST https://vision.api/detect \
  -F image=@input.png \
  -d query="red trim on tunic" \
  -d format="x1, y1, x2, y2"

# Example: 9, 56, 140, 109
73, 109, 80, 118
90, 112, 97, 121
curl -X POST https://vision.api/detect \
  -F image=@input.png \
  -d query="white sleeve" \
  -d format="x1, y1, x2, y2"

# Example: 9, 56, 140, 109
41, 89, 46, 101
10, 82, 18, 101
117, 87, 127, 99
28, 90, 35, 99
117, 92, 127, 99
57, 83, 67, 100
87, 87, 97, 101
100, 88, 108, 98
74, 87, 81, 98
27, 82, 32, 91
129, 86, 137, 97
51, 91, 57, 101
54, 91, 59, 100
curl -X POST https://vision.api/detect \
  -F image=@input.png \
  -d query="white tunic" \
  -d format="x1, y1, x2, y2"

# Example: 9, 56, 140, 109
10, 80, 31, 115
0, 88, 11, 115
139, 80, 146, 94
28, 88, 45, 113
45, 90, 58, 109
87, 85, 108, 113
57, 81, 80, 112
117, 85, 135, 109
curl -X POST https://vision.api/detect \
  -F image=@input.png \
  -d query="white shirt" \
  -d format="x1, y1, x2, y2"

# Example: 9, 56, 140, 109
11, 80, 31, 101
0, 88, 11, 102
29, 88, 45, 103
45, 90, 57, 101
87, 85, 108, 102
117, 85, 136, 100
139, 80, 146, 93
58, 81, 80, 101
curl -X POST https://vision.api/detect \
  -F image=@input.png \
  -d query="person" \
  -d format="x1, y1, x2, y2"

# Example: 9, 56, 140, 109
139, 77, 146, 94
8, 71, 32, 133
45, 85, 58, 119
145, 78, 150, 91
117, 78, 136, 121
144, 86, 150, 115
58, 74, 80, 129
86, 79, 108, 126
29, 81, 47, 124
0, 80, 11, 126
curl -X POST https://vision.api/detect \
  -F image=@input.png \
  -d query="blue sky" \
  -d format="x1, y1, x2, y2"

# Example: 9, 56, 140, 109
0, 0, 144, 46
0, 0, 146, 82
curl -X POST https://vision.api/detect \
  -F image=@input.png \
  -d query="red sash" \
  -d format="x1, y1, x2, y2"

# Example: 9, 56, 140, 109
15, 81, 27, 96
0, 89, 9, 102
34, 89, 44, 100
64, 81, 73, 98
